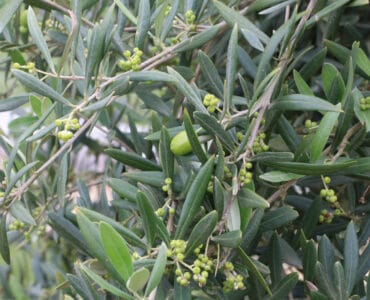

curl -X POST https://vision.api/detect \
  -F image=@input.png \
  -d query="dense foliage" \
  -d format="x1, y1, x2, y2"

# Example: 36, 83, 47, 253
0, 0, 370, 299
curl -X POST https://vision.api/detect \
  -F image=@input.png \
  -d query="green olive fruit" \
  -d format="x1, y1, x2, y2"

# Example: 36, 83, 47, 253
170, 130, 192, 156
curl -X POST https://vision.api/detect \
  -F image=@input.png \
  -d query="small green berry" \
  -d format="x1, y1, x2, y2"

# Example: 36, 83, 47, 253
324, 176, 331, 184
305, 119, 312, 128
55, 119, 63, 126
334, 209, 342, 216
156, 208, 165, 216
320, 189, 328, 197
176, 253, 185, 261
175, 268, 182, 276
192, 266, 201, 275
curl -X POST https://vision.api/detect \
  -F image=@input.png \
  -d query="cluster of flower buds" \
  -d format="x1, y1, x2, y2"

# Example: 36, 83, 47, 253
119, 48, 143, 71
162, 177, 172, 193
168, 239, 187, 262
203, 93, 220, 113
240, 162, 253, 185
9, 220, 26, 231
253, 132, 269, 153
164, 5, 172, 16
192, 248, 213, 287
320, 177, 337, 204
360, 96, 370, 111
185, 10, 196, 31
12, 62, 36, 73
319, 209, 333, 224
304, 119, 318, 133
55, 118, 80, 141
222, 262, 245, 292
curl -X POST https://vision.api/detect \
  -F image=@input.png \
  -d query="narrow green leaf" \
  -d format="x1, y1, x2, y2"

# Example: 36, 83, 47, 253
241, 208, 264, 251
253, 19, 290, 90
185, 211, 218, 255
213, 0, 269, 44
310, 105, 341, 162
271, 273, 299, 300
303, 240, 317, 281
80, 264, 134, 299
238, 187, 270, 209
357, 244, 370, 283
260, 171, 304, 183
315, 261, 338, 299
252, 151, 294, 163
108, 178, 137, 202
48, 212, 91, 256
145, 243, 167, 296
198, 51, 223, 99
0, 95, 29, 112
174, 282, 191, 300
57, 152, 68, 208
5, 161, 39, 199
135, 0, 150, 49
0, 0, 23, 33
301, 197, 321, 238
167, 67, 207, 113
12, 70, 70, 106
240, 28, 264, 51
175, 156, 214, 239
307, 0, 352, 27
124, 171, 166, 188
322, 63, 345, 100
28, 7, 55, 72
237, 247, 272, 296
66, 273, 100, 300
174, 26, 219, 53
224, 24, 238, 115
159, 127, 175, 179
129, 70, 177, 83
127, 268, 150, 293
183, 110, 208, 164
76, 208, 106, 260
159, 0, 179, 40
194, 112, 235, 152
259, 207, 299, 232
333, 262, 347, 300
105, 148, 161, 171
259, 0, 296, 15
344, 221, 359, 295
353, 89, 370, 132
325, 40, 370, 80
293, 70, 313, 95
100, 222, 133, 282
0, 214, 10, 264
212, 230, 242, 248
272, 94, 342, 112
137, 191, 158, 246
113, 0, 137, 24
85, 23, 105, 89
264, 160, 356, 175
247, 0, 287, 14
318, 235, 335, 281
78, 207, 146, 248
356, 47, 370, 77
213, 177, 224, 219
299, 48, 327, 81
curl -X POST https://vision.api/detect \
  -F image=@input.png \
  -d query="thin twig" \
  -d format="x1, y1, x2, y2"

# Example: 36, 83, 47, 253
6, 112, 98, 209
331, 122, 362, 162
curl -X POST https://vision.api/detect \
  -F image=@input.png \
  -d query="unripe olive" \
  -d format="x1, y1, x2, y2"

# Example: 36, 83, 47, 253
170, 130, 193, 156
